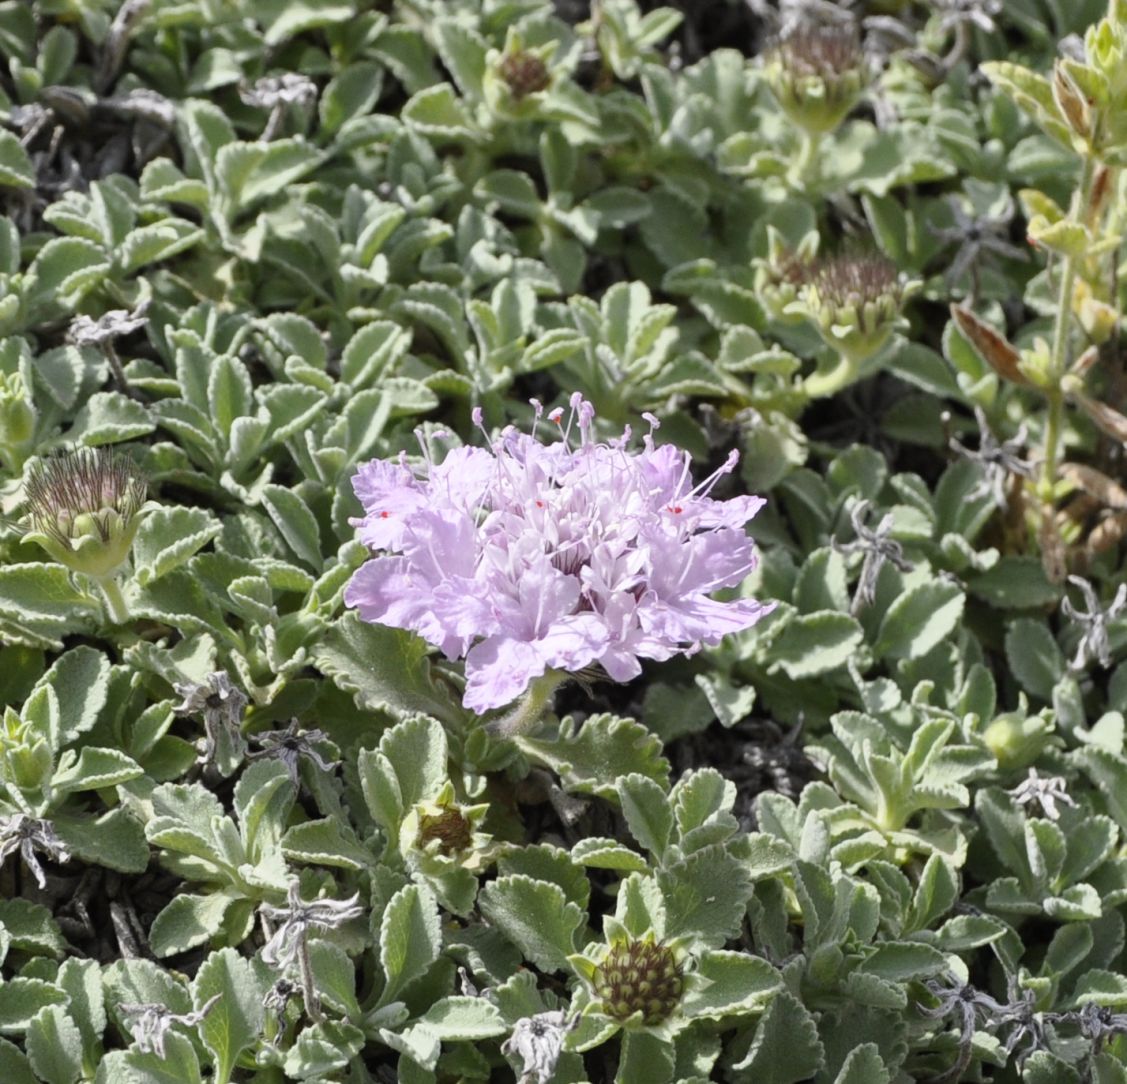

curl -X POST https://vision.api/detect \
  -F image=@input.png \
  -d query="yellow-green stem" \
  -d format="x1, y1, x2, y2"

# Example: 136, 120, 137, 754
802, 351, 861, 400
1039, 155, 1097, 500
96, 575, 130, 626
792, 128, 823, 188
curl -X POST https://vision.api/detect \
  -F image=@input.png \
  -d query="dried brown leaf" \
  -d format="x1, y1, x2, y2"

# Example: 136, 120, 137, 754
949, 305, 1029, 385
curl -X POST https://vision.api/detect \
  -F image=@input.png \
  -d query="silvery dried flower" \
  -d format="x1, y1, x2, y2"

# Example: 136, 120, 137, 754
920, 978, 1011, 1083
246, 718, 338, 784
69, 302, 148, 394
103, 87, 176, 128
502, 1011, 578, 1084
948, 407, 1035, 509
96, 0, 151, 91
345, 396, 771, 718
934, 194, 1027, 299
118, 994, 221, 1058
747, 0, 859, 33
1061, 575, 1127, 671
240, 74, 317, 141
260, 880, 365, 1022
1072, 1001, 1127, 1049
69, 305, 148, 349
833, 499, 914, 615
934, 0, 1002, 35
173, 671, 248, 768
22, 448, 150, 579
762, 21, 868, 137
0, 814, 70, 889
1008, 768, 1077, 822
264, 978, 298, 1042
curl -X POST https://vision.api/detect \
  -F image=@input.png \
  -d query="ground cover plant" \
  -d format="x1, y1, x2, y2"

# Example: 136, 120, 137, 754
5, 0, 1127, 1081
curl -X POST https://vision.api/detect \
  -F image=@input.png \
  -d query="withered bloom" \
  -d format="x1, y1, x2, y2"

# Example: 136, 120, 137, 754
22, 448, 149, 578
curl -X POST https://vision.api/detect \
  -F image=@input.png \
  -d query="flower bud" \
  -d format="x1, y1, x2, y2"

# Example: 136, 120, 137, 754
593, 934, 684, 1027
0, 707, 52, 794
982, 710, 1052, 771
762, 24, 868, 136
21, 448, 150, 578
399, 783, 491, 871
754, 227, 818, 323
484, 31, 556, 118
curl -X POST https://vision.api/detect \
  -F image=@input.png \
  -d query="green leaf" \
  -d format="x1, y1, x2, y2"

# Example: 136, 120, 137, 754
478, 875, 584, 973
859, 941, 948, 982
380, 883, 441, 1004
53, 807, 149, 873
340, 321, 411, 389
657, 844, 752, 948
0, 130, 34, 188
192, 948, 265, 1084
260, 483, 323, 571
282, 818, 374, 871
417, 996, 507, 1040
518, 713, 669, 800
571, 837, 649, 872
1005, 618, 1064, 700
148, 892, 234, 958
36, 645, 110, 743
0, 1039, 36, 1084
121, 1031, 202, 1084
731, 989, 824, 1083
0, 979, 67, 1033
617, 773, 674, 858
771, 611, 864, 679
875, 580, 964, 660
68, 392, 156, 446
132, 507, 222, 587
0, 900, 66, 957
968, 556, 1061, 609
834, 1043, 891, 1084
314, 614, 462, 726
680, 951, 781, 1019
25, 1005, 83, 1084
215, 138, 323, 218
53, 747, 143, 792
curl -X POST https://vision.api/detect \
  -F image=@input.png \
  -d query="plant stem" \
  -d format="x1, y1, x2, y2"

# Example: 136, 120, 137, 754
487, 670, 568, 738
96, 575, 131, 625
802, 351, 860, 400
297, 936, 324, 1024
792, 128, 822, 188
1039, 154, 1097, 500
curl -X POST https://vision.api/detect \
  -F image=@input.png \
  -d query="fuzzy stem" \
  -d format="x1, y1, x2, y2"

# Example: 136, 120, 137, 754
1039, 154, 1097, 501
297, 935, 324, 1024
802, 351, 861, 400
487, 671, 568, 738
96, 575, 130, 626
792, 128, 822, 189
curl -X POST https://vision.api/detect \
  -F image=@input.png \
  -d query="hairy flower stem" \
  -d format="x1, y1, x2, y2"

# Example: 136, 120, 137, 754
297, 936, 324, 1024
792, 129, 822, 188
96, 575, 130, 625
802, 351, 861, 399
1040, 155, 1097, 501
489, 671, 568, 738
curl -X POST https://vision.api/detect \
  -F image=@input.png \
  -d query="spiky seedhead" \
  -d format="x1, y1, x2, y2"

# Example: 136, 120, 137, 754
498, 51, 551, 100
763, 24, 868, 134
417, 804, 474, 856
796, 251, 917, 362
22, 449, 149, 578
594, 935, 684, 1026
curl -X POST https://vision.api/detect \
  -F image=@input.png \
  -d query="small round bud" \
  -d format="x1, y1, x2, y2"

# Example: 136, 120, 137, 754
498, 51, 551, 101
21, 448, 149, 578
593, 936, 684, 1027
417, 804, 474, 857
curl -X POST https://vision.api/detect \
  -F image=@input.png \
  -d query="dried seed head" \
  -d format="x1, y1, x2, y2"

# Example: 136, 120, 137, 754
763, 24, 868, 134
498, 51, 551, 100
417, 805, 474, 856
593, 936, 684, 1026
799, 251, 914, 361
22, 448, 149, 577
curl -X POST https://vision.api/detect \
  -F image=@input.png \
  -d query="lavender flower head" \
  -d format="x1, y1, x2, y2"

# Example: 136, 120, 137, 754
345, 397, 773, 714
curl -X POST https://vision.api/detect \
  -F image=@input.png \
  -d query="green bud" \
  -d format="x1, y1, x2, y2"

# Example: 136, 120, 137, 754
592, 934, 684, 1027
982, 711, 1052, 771
21, 448, 151, 579
484, 29, 556, 119
763, 24, 868, 136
